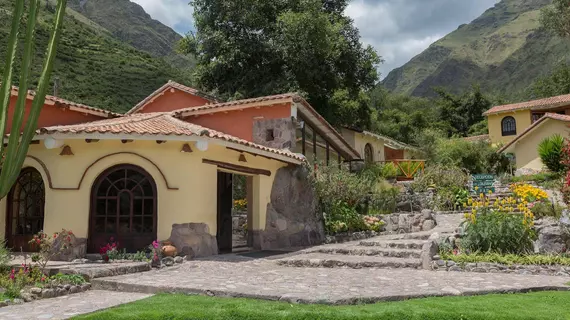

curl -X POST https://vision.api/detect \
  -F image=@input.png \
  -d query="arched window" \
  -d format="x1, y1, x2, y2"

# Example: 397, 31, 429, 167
364, 143, 374, 163
501, 116, 517, 136
90, 164, 157, 253
7, 167, 45, 251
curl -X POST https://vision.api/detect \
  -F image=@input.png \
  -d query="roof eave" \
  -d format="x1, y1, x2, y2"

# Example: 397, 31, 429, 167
33, 132, 303, 165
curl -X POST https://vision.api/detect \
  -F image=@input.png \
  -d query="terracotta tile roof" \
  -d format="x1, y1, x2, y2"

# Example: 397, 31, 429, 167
11, 86, 120, 118
38, 113, 304, 162
173, 93, 296, 117
498, 113, 570, 153
484, 94, 570, 115
125, 81, 220, 115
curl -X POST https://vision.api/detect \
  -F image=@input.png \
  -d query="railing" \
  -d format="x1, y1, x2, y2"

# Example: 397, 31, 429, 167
376, 159, 426, 180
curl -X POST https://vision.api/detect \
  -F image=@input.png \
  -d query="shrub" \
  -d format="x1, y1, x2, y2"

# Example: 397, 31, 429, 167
324, 201, 366, 234
422, 137, 512, 175
412, 165, 469, 192
510, 183, 548, 202
538, 134, 565, 174
0, 240, 11, 273
440, 252, 570, 266
461, 195, 536, 254
29, 229, 74, 275
530, 200, 565, 219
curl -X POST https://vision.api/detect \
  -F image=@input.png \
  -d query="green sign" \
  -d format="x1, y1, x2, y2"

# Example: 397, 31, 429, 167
471, 174, 496, 194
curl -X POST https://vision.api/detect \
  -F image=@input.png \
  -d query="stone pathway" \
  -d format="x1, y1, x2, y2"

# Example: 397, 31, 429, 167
0, 290, 151, 319
93, 258, 570, 304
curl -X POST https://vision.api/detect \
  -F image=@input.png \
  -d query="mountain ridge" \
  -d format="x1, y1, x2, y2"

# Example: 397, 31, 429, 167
382, 0, 570, 98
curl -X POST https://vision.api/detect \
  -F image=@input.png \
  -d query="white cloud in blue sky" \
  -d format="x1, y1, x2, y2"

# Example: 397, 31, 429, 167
131, 0, 499, 77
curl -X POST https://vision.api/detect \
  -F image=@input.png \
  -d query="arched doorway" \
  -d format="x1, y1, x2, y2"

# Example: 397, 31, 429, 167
364, 143, 374, 164
6, 167, 45, 252
89, 164, 157, 253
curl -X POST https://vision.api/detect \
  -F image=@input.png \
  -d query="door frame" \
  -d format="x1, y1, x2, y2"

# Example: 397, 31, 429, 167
5, 167, 45, 252
88, 164, 158, 253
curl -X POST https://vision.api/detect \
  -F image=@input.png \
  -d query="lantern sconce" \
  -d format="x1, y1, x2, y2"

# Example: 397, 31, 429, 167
59, 145, 74, 156
195, 140, 208, 152
238, 153, 247, 163
180, 143, 193, 153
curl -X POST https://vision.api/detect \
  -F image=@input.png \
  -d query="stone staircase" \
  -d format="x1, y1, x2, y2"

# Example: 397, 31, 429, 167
275, 213, 463, 270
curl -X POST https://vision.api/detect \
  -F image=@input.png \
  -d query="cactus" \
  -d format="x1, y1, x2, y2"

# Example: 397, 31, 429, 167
0, 0, 68, 198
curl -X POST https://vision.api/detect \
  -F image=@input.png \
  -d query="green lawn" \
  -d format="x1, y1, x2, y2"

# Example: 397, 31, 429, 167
74, 291, 570, 320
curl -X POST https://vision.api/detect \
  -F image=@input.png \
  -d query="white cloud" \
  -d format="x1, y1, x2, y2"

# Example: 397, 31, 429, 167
131, 0, 499, 75
130, 0, 194, 34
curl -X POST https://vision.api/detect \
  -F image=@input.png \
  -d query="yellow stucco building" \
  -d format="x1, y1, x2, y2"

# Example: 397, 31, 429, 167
485, 94, 570, 171
3, 82, 360, 258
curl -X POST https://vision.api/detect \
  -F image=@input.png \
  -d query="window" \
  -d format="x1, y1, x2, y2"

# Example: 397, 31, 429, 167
531, 113, 544, 124
501, 116, 517, 136
364, 143, 374, 163
266, 129, 275, 141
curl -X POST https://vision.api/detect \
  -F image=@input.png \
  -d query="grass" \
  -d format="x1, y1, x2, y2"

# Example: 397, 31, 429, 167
441, 252, 570, 266
74, 292, 570, 320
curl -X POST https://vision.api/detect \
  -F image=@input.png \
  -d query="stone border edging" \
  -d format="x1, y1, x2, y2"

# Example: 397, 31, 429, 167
1, 283, 92, 307
432, 260, 570, 276
92, 279, 570, 305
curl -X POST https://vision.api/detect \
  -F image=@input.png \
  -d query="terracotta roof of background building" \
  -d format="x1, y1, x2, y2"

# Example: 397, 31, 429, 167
37, 112, 304, 163
173, 93, 296, 117
125, 81, 220, 115
498, 113, 570, 153
484, 94, 570, 115
11, 86, 120, 118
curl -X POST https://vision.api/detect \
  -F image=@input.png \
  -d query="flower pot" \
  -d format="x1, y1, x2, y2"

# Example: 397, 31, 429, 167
161, 244, 177, 257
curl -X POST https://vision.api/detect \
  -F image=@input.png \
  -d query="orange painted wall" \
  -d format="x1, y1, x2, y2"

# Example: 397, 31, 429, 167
5, 96, 102, 133
186, 103, 292, 141
136, 90, 211, 114
384, 146, 404, 160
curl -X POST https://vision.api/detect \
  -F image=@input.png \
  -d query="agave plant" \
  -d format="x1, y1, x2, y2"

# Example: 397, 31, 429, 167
0, 0, 67, 198
538, 134, 565, 174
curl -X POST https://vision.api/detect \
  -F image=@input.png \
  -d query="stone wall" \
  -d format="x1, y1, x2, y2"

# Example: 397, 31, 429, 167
381, 210, 437, 233
252, 118, 295, 150
432, 259, 570, 276
253, 165, 324, 250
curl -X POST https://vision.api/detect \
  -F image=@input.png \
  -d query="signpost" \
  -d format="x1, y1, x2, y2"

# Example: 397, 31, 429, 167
471, 174, 495, 194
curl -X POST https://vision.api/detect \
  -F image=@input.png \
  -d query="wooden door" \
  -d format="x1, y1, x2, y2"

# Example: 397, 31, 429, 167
217, 171, 233, 253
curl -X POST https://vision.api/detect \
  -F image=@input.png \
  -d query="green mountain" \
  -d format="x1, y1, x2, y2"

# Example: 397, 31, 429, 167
0, 0, 194, 113
67, 0, 195, 73
382, 0, 570, 98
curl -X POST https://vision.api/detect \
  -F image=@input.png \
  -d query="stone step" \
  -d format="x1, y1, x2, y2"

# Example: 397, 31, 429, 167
305, 246, 422, 259
276, 253, 421, 269
359, 239, 427, 250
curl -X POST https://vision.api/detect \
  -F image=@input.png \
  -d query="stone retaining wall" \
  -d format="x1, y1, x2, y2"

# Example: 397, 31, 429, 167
324, 231, 380, 244
431, 259, 570, 276
8, 283, 92, 306
382, 210, 437, 233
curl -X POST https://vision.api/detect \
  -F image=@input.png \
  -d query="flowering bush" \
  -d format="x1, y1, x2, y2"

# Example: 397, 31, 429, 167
233, 199, 247, 210
1, 262, 45, 299
148, 240, 162, 266
510, 183, 548, 202
363, 216, 385, 232
29, 229, 74, 275
461, 194, 536, 254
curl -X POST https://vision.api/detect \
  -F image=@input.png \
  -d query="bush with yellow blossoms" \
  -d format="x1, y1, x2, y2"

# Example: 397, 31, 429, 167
460, 192, 536, 254
510, 183, 548, 203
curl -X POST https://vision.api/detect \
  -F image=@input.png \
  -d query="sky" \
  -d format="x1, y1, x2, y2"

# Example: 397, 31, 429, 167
131, 0, 499, 78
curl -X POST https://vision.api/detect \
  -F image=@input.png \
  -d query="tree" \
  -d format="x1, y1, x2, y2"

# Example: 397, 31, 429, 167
540, 0, 570, 38
434, 86, 491, 137
179, 0, 381, 127
0, 0, 68, 198
530, 64, 570, 98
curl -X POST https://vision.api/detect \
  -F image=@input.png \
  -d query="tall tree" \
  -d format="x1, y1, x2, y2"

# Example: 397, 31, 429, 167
179, 0, 381, 127
540, 0, 570, 38
0, 0, 67, 198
